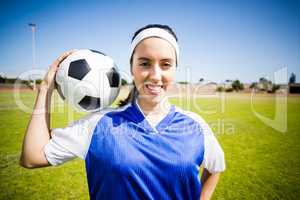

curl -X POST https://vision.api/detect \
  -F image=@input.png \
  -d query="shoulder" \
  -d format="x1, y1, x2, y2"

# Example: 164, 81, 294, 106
173, 106, 209, 131
172, 107, 226, 173
45, 104, 132, 165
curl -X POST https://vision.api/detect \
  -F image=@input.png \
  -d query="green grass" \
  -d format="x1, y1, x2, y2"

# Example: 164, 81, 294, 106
0, 91, 299, 199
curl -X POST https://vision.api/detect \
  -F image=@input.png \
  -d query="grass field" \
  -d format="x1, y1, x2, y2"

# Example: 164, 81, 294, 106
0, 90, 299, 199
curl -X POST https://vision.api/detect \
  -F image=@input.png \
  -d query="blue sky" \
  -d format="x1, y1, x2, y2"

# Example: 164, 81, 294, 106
0, 0, 299, 83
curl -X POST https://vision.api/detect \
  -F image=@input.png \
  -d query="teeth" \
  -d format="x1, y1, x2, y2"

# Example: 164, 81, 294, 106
147, 85, 162, 89
146, 84, 162, 94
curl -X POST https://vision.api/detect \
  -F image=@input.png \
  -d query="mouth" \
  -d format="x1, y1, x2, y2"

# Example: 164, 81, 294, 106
144, 83, 163, 95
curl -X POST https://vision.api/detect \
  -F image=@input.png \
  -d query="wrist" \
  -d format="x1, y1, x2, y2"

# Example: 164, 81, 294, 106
38, 87, 53, 103
39, 82, 53, 93
33, 89, 52, 115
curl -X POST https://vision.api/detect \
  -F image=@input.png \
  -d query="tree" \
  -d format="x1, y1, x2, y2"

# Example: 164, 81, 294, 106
269, 84, 280, 93
35, 79, 42, 84
258, 77, 271, 91
289, 73, 296, 84
259, 77, 268, 82
231, 79, 244, 91
250, 82, 257, 89
177, 81, 189, 84
0, 75, 5, 83
121, 78, 128, 85
216, 86, 224, 92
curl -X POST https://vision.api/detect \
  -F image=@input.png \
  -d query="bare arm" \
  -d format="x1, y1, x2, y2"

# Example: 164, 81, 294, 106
199, 168, 221, 200
19, 50, 75, 168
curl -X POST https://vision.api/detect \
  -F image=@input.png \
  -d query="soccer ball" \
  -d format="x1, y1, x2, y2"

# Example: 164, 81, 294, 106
55, 49, 121, 112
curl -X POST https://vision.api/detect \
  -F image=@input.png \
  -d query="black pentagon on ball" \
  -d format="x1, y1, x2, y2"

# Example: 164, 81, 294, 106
68, 59, 91, 80
89, 49, 106, 56
78, 95, 101, 111
106, 67, 120, 87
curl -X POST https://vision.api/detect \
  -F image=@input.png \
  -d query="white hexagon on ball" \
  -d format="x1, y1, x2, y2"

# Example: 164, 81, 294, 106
55, 49, 121, 112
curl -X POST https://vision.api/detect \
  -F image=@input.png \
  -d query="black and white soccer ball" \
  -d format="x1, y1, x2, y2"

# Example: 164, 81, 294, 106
55, 49, 121, 112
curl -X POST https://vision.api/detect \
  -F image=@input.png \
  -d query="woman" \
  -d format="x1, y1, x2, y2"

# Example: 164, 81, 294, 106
20, 24, 225, 200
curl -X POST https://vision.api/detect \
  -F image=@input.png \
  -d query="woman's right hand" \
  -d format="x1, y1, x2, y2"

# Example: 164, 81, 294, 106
40, 50, 77, 92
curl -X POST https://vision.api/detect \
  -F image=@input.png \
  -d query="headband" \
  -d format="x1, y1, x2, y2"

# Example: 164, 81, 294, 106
129, 27, 179, 63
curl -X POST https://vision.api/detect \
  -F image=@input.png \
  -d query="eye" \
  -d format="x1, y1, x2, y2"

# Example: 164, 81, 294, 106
139, 61, 151, 68
161, 62, 173, 69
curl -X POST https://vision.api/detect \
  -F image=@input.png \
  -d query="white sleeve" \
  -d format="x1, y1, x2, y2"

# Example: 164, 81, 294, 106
203, 131, 225, 173
181, 110, 225, 173
199, 118, 226, 173
44, 112, 103, 166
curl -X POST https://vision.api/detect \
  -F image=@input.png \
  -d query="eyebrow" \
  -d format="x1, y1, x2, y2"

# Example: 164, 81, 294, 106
137, 57, 151, 61
137, 57, 174, 62
161, 58, 174, 62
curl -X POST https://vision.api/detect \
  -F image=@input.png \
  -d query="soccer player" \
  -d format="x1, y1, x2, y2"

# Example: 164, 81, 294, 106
20, 24, 225, 200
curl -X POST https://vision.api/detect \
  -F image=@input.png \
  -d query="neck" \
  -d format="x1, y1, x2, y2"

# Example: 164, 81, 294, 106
137, 97, 170, 116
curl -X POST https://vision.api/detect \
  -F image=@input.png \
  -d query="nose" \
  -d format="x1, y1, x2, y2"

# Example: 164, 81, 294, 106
149, 64, 162, 81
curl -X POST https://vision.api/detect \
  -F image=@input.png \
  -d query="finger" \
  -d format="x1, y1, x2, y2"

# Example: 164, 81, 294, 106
42, 50, 78, 89
57, 49, 77, 62
52, 49, 77, 68
52, 51, 72, 67
46, 49, 77, 81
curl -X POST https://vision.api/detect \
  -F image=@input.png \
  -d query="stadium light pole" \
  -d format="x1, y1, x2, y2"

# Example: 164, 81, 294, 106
28, 23, 36, 90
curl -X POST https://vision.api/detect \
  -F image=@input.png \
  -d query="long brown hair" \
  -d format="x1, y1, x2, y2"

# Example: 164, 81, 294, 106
118, 24, 178, 107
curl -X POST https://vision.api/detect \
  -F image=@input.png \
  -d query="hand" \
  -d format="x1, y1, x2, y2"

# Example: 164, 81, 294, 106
40, 50, 77, 92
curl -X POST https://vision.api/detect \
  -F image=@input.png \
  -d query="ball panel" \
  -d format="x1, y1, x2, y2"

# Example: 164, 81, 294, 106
86, 52, 113, 73
68, 59, 91, 80
108, 87, 121, 105
106, 67, 120, 87
89, 49, 106, 56
78, 95, 101, 111
56, 83, 65, 100
72, 79, 99, 106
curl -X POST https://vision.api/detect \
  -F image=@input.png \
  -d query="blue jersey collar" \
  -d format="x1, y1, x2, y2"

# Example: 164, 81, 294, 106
129, 99, 176, 133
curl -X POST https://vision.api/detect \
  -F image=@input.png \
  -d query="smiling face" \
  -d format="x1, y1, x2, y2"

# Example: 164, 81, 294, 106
131, 37, 176, 106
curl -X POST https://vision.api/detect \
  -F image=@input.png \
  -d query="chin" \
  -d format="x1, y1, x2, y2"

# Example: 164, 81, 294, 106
142, 93, 167, 105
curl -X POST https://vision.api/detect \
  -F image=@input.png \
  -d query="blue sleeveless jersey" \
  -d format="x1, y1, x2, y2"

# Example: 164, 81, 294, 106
85, 101, 205, 200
